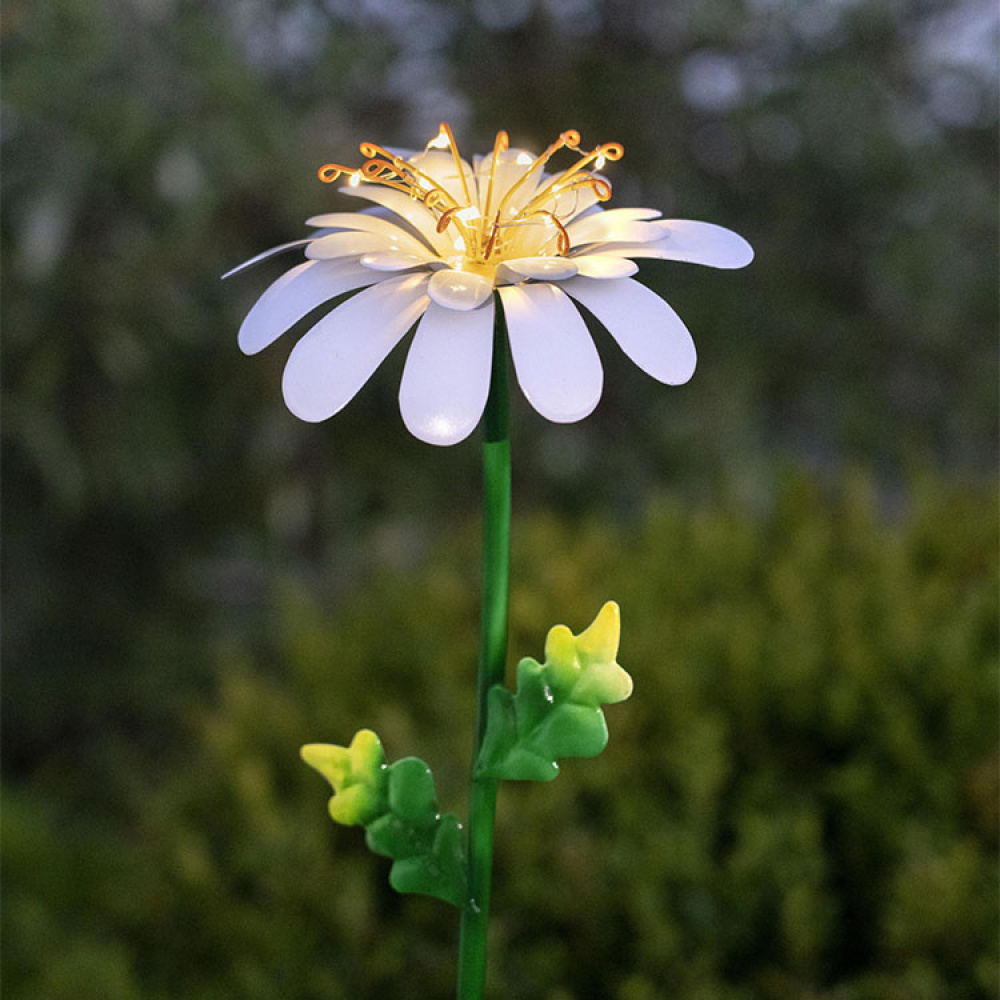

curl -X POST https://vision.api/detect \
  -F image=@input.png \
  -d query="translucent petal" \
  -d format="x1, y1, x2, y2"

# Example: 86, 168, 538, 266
548, 182, 602, 224
406, 149, 478, 207
502, 257, 579, 281
238, 260, 379, 355
340, 186, 455, 255
427, 269, 494, 311
562, 276, 696, 385
475, 150, 544, 216
499, 283, 603, 423
221, 239, 312, 279
399, 298, 495, 446
601, 220, 754, 269
499, 218, 560, 259
306, 229, 430, 261
571, 254, 639, 279
281, 273, 430, 422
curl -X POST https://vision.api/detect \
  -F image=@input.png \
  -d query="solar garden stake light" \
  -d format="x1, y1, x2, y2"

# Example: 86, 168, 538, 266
226, 123, 752, 999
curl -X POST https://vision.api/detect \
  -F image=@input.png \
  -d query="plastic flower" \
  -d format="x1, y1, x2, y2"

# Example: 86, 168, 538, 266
227, 125, 753, 445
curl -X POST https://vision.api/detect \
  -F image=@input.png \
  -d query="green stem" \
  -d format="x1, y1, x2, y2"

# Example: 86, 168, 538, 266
457, 302, 511, 999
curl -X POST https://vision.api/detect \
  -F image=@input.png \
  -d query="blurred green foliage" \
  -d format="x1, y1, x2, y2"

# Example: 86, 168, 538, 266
2, 0, 998, 997
4, 473, 998, 998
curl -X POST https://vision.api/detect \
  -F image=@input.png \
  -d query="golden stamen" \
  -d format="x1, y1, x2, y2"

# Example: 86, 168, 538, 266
433, 122, 473, 207
528, 211, 571, 255
490, 211, 571, 256
317, 162, 357, 184
483, 130, 510, 225
318, 127, 622, 266
519, 141, 623, 219
493, 129, 582, 225
435, 206, 477, 256
358, 143, 459, 209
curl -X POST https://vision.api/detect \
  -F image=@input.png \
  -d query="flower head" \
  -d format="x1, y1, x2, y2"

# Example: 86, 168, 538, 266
227, 125, 753, 445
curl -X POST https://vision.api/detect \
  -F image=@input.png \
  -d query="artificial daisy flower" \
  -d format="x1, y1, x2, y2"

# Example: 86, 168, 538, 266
227, 125, 753, 445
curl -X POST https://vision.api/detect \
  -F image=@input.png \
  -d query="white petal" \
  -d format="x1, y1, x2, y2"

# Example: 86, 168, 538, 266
306, 229, 430, 261
566, 212, 665, 248
499, 283, 603, 423
501, 257, 579, 281
569, 203, 605, 224
571, 254, 639, 279
359, 206, 445, 249
305, 212, 437, 252
221, 239, 311, 279
341, 186, 455, 255
239, 260, 379, 355
602, 220, 754, 269
281, 273, 430, 422
399, 298, 495, 445
427, 269, 494, 311
561, 276, 696, 385
360, 252, 433, 272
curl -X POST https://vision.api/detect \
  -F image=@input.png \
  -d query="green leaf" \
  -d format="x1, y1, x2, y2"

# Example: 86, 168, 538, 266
475, 601, 632, 781
365, 814, 426, 860
386, 813, 467, 906
386, 758, 438, 826
303, 732, 467, 908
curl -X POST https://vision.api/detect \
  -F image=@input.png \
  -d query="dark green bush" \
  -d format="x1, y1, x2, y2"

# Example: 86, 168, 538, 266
4, 473, 996, 999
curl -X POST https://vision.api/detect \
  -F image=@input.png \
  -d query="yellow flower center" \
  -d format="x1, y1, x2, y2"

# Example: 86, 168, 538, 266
318, 124, 624, 271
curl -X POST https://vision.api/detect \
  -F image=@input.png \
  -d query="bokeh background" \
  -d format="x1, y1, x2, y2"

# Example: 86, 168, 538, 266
3, 1, 998, 997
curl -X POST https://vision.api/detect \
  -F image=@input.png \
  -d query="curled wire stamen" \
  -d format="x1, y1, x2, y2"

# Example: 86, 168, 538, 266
360, 159, 400, 181
317, 163, 356, 184
483, 130, 510, 223
433, 205, 476, 251
493, 129, 583, 223
319, 128, 620, 265
483, 214, 502, 261
356, 159, 414, 197
594, 141, 624, 162
561, 174, 612, 201
424, 190, 450, 211
436, 206, 459, 234
529, 211, 571, 255
435, 123, 473, 206
490, 212, 571, 257
357, 144, 458, 209
522, 140, 623, 215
